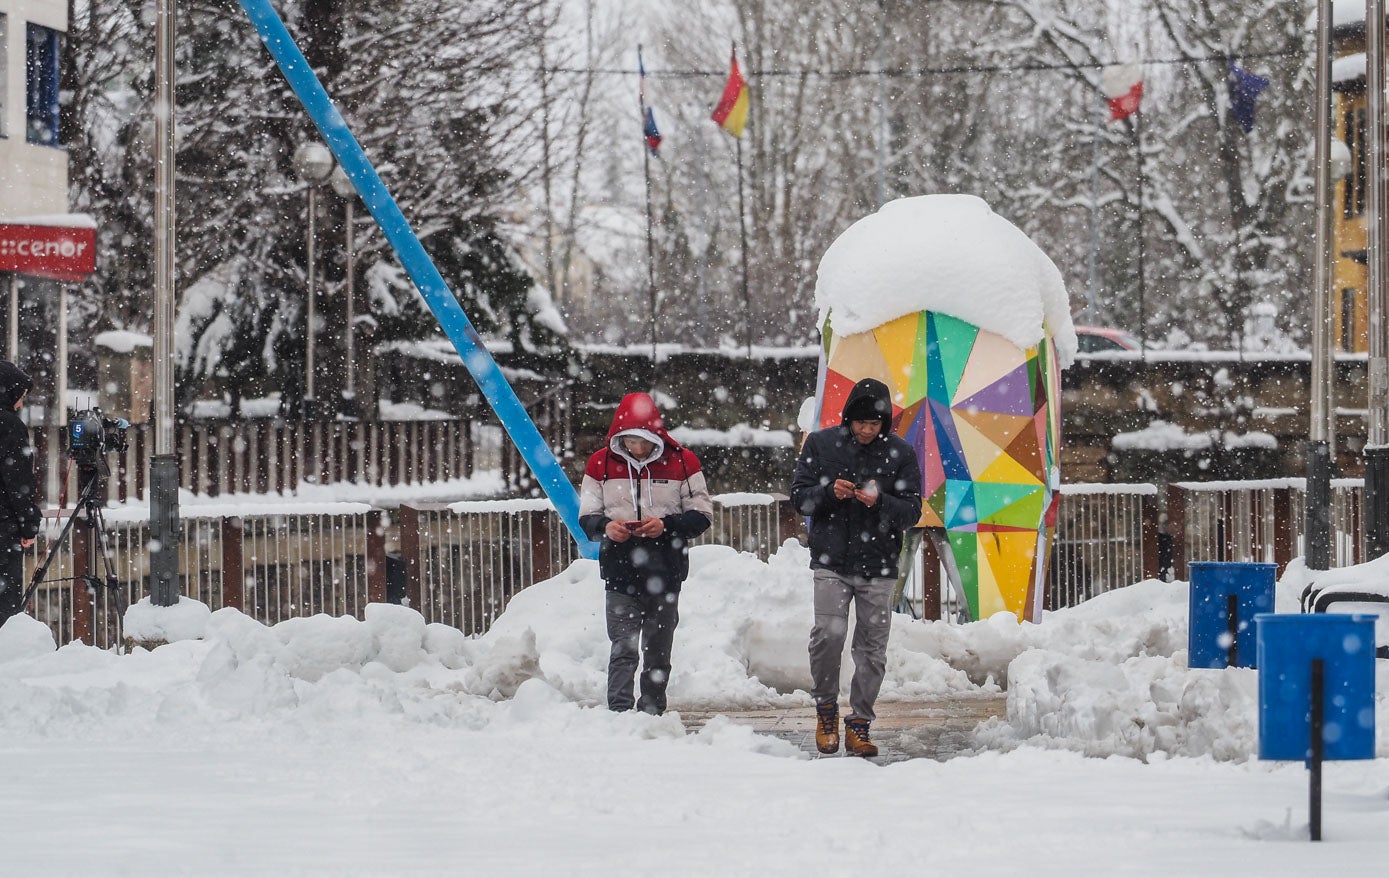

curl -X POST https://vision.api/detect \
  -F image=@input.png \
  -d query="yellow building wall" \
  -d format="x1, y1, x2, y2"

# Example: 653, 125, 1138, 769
1332, 85, 1368, 354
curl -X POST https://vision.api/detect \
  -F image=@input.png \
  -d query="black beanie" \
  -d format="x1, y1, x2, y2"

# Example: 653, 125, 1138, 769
0, 360, 32, 410
841, 378, 892, 425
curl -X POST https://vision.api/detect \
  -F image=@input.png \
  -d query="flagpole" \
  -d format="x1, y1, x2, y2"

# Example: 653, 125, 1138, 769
643, 137, 658, 383
736, 133, 751, 359
1086, 92, 1101, 322
1134, 108, 1147, 355
1306, 0, 1335, 571
1365, 0, 1389, 559
639, 46, 658, 385
1235, 219, 1244, 361
710, 41, 752, 357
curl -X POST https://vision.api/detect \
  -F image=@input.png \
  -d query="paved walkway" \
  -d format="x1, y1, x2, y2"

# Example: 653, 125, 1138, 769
679, 695, 1008, 764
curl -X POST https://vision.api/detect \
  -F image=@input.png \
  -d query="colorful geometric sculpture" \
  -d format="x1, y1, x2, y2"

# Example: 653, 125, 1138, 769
812, 195, 1074, 622
815, 311, 1062, 622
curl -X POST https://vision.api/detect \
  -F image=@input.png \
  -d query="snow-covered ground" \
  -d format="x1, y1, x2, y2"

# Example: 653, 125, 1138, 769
3, 541, 1387, 875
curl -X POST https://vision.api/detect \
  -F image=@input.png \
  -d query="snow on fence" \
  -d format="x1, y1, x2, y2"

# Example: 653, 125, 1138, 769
23, 479, 1368, 648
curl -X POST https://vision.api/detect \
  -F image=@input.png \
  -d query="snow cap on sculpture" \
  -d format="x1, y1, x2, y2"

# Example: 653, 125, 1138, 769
815, 194, 1076, 364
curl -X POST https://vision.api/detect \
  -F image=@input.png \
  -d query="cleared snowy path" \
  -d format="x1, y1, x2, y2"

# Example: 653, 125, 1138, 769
680, 695, 1007, 763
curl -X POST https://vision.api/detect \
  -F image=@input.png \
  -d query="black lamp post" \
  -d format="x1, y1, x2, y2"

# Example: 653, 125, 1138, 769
292, 141, 334, 420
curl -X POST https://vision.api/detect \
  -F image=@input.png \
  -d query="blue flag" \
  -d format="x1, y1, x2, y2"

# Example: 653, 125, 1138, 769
1229, 62, 1270, 134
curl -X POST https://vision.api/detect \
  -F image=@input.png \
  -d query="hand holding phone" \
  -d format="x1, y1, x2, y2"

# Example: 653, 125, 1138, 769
855, 480, 880, 506
631, 517, 665, 538
605, 520, 636, 542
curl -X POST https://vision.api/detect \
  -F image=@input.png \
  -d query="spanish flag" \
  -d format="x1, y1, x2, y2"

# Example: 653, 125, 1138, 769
711, 48, 749, 138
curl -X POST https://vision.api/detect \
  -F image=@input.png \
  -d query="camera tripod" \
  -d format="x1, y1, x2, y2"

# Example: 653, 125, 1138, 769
20, 465, 122, 611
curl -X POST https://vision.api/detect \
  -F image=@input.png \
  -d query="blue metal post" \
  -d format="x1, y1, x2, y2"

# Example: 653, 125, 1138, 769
236, 0, 597, 558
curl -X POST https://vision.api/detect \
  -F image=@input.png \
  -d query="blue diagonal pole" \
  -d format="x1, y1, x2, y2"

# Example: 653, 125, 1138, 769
237, 0, 598, 558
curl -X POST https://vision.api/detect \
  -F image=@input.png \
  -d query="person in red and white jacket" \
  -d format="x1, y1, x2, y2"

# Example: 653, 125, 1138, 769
579, 392, 712, 714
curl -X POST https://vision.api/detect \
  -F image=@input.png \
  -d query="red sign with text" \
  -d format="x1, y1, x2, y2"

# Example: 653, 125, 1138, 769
0, 223, 97, 281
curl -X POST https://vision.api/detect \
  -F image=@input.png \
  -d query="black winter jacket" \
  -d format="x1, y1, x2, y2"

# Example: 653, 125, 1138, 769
0, 360, 38, 544
790, 380, 923, 579
0, 409, 38, 542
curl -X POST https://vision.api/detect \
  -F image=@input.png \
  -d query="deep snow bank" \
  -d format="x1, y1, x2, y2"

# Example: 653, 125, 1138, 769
0, 544, 1384, 763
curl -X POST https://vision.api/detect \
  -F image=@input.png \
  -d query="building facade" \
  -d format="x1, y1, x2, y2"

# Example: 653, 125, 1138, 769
0, 0, 68, 216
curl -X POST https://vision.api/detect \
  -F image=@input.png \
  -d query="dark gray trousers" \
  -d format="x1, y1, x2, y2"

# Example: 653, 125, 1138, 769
808, 568, 894, 722
605, 589, 680, 714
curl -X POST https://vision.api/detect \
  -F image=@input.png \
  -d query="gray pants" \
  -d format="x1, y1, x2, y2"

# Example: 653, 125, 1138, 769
808, 568, 894, 722
605, 590, 680, 714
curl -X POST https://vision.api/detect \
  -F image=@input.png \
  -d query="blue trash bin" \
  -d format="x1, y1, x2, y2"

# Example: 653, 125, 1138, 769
1257, 613, 1376, 762
1187, 561, 1276, 669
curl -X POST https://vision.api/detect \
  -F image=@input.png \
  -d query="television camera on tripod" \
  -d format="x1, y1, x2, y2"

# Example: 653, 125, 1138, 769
21, 408, 131, 611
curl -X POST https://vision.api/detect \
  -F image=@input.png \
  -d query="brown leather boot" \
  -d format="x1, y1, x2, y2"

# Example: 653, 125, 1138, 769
814, 702, 839, 754
844, 717, 878, 757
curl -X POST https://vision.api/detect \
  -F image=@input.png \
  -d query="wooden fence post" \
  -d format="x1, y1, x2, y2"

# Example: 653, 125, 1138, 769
399, 504, 423, 610
116, 432, 131, 503
1167, 483, 1188, 582
529, 510, 553, 585
1272, 486, 1294, 575
463, 418, 474, 478
366, 510, 387, 604
221, 516, 244, 612
72, 515, 92, 645
1141, 492, 1160, 581
135, 426, 148, 501
773, 494, 806, 547
921, 531, 942, 622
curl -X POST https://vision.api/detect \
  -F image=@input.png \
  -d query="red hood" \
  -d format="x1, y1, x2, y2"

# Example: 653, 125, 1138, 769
605, 392, 680, 450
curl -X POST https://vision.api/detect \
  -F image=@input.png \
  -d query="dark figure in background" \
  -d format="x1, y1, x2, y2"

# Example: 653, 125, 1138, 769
579, 393, 713, 715
0, 361, 40, 628
790, 378, 923, 757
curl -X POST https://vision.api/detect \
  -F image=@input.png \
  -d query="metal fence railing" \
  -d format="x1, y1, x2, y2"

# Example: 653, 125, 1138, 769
32, 477, 1379, 647
26, 403, 572, 508
397, 494, 796, 636
1049, 484, 1160, 609
22, 505, 385, 649
399, 501, 580, 635
1166, 479, 1366, 579
693, 493, 794, 556
895, 484, 1160, 621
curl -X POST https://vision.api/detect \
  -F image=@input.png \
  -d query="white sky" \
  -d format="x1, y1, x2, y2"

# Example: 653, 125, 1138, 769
3, 540, 1387, 874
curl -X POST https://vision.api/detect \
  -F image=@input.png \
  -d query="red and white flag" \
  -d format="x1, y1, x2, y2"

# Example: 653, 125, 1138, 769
1101, 63, 1143, 121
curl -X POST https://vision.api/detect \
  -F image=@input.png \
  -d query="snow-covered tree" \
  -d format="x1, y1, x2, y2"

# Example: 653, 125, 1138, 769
66, 0, 566, 415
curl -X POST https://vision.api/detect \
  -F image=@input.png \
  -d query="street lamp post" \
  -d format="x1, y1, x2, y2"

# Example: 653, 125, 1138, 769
1367, 0, 1389, 560
293, 142, 334, 420
149, 0, 180, 606
1306, 0, 1336, 571
330, 164, 358, 418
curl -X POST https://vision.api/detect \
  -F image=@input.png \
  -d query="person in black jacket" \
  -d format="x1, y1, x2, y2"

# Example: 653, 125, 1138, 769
0, 360, 40, 628
790, 378, 923, 757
